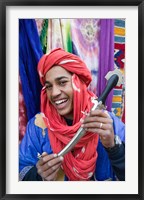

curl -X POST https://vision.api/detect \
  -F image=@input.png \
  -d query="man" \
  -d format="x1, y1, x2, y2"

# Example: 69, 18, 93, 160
19, 48, 125, 181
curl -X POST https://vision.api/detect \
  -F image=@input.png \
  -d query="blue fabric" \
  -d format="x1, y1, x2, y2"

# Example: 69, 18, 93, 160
19, 19, 43, 120
19, 116, 52, 173
19, 112, 125, 180
95, 112, 125, 180
95, 140, 115, 180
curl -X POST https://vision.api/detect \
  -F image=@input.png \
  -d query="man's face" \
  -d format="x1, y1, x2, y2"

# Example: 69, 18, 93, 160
45, 66, 74, 119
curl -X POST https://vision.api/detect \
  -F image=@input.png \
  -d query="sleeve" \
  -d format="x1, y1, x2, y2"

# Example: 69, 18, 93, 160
95, 113, 125, 181
106, 142, 125, 181
106, 113, 125, 181
109, 112, 125, 142
22, 166, 43, 181
19, 115, 52, 181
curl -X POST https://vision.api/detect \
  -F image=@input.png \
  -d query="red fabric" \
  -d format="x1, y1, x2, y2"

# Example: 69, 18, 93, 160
38, 48, 99, 180
38, 48, 92, 87
122, 106, 125, 123
19, 76, 27, 142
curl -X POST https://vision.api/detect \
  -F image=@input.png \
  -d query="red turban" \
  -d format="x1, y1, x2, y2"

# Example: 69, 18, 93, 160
37, 48, 99, 181
38, 48, 92, 86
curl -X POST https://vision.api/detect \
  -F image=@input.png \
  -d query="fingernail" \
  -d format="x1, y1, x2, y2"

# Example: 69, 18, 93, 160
80, 118, 84, 123
81, 124, 84, 127
53, 153, 58, 158
59, 156, 64, 161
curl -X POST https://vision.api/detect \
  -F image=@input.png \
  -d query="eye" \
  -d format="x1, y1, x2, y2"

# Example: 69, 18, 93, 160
45, 84, 52, 90
59, 80, 67, 86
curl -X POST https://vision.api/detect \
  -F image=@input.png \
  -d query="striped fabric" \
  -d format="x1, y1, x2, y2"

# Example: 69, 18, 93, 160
112, 19, 125, 122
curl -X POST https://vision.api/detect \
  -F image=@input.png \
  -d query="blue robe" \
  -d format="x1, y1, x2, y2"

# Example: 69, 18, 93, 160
19, 112, 125, 181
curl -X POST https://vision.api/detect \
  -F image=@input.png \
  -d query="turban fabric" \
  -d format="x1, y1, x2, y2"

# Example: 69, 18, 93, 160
38, 48, 99, 181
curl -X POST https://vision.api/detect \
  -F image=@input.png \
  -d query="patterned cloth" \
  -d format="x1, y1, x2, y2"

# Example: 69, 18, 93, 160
112, 19, 125, 122
46, 19, 72, 53
19, 76, 27, 141
19, 18, 125, 142
70, 19, 100, 94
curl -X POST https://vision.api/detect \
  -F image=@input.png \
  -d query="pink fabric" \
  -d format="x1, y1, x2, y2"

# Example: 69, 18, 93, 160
38, 48, 99, 180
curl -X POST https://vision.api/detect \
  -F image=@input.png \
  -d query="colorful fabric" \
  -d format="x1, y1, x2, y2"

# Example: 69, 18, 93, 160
39, 19, 48, 54
70, 19, 100, 94
19, 18, 125, 142
19, 111, 125, 181
46, 19, 72, 53
47, 19, 64, 52
35, 18, 118, 114
37, 48, 99, 181
60, 19, 73, 53
35, 19, 44, 36
112, 19, 125, 122
19, 76, 27, 141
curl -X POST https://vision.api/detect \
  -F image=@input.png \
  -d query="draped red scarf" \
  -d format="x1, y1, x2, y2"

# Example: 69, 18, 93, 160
37, 48, 99, 180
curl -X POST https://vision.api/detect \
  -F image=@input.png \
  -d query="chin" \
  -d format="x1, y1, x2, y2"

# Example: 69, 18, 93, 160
58, 110, 73, 119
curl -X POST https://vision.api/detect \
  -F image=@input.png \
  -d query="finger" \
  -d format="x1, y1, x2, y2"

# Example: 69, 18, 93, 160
42, 152, 48, 156
85, 128, 104, 134
47, 156, 63, 167
85, 128, 112, 136
36, 158, 44, 168
82, 121, 113, 130
42, 153, 58, 163
38, 156, 63, 173
37, 153, 58, 167
82, 115, 113, 124
90, 109, 109, 117
44, 167, 60, 181
41, 162, 62, 178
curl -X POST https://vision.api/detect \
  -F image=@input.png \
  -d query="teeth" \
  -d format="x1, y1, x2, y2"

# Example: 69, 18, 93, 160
55, 99, 67, 105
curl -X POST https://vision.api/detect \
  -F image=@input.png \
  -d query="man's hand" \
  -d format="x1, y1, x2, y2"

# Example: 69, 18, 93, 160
81, 110, 115, 148
36, 152, 63, 181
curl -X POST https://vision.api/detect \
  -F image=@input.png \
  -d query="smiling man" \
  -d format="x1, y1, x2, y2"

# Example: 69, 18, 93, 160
45, 66, 74, 119
19, 48, 125, 181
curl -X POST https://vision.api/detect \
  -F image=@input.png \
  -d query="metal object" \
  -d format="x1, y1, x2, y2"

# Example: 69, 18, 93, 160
37, 152, 42, 159
57, 69, 123, 157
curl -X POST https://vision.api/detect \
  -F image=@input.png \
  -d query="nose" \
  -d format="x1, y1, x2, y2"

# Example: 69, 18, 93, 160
51, 85, 61, 98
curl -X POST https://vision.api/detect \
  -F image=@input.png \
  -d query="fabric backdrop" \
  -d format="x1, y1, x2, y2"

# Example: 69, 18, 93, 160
19, 18, 125, 141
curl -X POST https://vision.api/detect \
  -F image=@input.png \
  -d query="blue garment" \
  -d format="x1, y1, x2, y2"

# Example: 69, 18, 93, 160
95, 112, 125, 180
19, 112, 125, 181
19, 19, 43, 120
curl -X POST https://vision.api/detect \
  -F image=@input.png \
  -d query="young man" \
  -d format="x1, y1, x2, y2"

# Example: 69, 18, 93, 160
19, 48, 125, 181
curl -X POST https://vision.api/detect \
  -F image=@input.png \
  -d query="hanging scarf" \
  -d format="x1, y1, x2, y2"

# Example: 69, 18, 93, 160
37, 48, 99, 180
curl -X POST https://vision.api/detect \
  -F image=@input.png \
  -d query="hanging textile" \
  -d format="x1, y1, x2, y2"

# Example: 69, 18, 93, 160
97, 19, 114, 111
70, 19, 100, 94
46, 19, 72, 53
19, 18, 124, 141
19, 19, 43, 121
19, 76, 27, 141
35, 19, 48, 54
112, 19, 125, 122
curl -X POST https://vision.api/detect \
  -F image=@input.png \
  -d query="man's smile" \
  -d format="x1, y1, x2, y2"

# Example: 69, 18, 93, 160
53, 98, 69, 110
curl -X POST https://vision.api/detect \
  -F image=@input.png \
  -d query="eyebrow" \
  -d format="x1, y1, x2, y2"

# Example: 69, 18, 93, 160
45, 76, 69, 84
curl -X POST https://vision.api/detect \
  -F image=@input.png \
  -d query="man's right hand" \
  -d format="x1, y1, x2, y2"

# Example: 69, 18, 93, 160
36, 152, 64, 181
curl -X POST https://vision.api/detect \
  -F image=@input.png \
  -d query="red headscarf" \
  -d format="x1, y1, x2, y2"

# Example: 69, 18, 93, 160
37, 48, 99, 181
